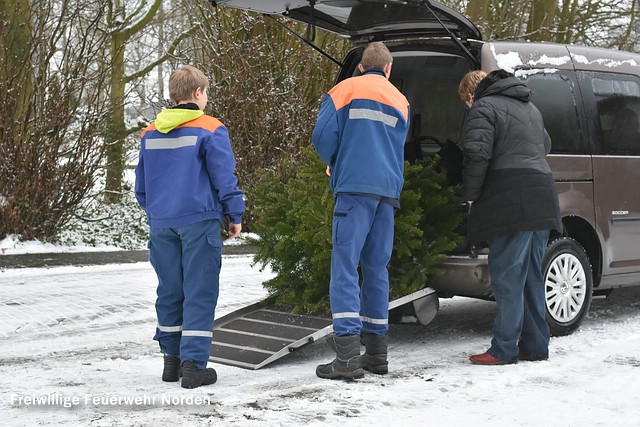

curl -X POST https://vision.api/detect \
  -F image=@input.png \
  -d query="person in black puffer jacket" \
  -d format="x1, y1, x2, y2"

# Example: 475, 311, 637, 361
457, 69, 562, 365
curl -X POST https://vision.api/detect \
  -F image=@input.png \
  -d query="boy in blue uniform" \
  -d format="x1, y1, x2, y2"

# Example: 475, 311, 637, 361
135, 65, 244, 389
312, 42, 410, 380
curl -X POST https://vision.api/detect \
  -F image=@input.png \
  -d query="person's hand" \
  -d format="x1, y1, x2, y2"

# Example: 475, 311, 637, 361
227, 223, 242, 239
326, 165, 331, 176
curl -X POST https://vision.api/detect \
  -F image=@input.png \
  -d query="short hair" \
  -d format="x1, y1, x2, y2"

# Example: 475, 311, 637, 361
360, 42, 393, 71
458, 70, 488, 102
168, 65, 209, 104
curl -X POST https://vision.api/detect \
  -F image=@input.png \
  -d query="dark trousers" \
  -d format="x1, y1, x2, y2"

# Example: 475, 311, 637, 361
487, 230, 550, 362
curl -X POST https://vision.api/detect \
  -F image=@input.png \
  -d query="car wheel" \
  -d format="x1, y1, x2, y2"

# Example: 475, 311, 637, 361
542, 237, 593, 336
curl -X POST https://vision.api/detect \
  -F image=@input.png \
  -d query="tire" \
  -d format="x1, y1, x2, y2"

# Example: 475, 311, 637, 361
542, 237, 593, 336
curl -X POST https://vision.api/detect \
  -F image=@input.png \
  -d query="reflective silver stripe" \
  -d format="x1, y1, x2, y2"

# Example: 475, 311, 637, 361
349, 108, 399, 127
332, 312, 360, 319
157, 324, 182, 332
146, 135, 198, 150
182, 330, 213, 338
360, 316, 388, 325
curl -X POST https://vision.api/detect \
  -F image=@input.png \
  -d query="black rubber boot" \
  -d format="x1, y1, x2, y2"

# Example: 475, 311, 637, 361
181, 362, 217, 389
162, 355, 182, 382
361, 333, 389, 374
316, 334, 364, 380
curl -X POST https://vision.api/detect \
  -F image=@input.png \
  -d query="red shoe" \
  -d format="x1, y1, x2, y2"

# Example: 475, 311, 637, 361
469, 351, 514, 365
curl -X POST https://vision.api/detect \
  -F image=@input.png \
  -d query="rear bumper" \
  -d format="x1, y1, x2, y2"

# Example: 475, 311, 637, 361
429, 254, 493, 298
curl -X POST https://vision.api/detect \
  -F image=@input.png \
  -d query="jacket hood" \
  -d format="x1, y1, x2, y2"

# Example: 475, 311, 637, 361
475, 70, 531, 102
154, 108, 204, 134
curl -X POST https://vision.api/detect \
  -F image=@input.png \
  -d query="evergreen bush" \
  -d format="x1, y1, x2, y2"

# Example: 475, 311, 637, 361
251, 146, 464, 314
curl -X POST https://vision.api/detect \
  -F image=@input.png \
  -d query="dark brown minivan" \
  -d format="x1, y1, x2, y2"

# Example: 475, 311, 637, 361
214, 0, 640, 336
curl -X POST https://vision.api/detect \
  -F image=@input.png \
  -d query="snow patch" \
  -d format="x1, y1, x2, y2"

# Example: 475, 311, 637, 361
0, 232, 257, 255
572, 54, 639, 68
0, 235, 120, 255
490, 44, 523, 72
515, 68, 559, 78
527, 54, 571, 67
491, 44, 570, 73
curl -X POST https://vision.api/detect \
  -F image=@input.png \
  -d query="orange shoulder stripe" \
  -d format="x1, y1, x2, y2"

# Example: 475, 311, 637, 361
177, 115, 224, 133
329, 74, 409, 121
141, 122, 156, 138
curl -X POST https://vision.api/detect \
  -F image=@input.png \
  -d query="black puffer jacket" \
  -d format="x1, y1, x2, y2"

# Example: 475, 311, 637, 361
458, 73, 562, 245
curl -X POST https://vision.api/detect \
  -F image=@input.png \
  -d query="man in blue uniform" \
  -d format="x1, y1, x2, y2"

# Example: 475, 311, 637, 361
135, 65, 244, 388
312, 42, 410, 380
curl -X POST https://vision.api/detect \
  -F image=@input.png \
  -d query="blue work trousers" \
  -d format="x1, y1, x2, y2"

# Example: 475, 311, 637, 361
330, 194, 395, 336
487, 230, 550, 362
149, 219, 222, 369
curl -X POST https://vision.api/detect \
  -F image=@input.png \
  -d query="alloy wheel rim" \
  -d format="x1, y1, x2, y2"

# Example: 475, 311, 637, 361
545, 253, 587, 323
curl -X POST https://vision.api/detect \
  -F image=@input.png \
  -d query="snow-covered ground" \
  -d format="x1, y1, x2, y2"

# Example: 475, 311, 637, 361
1, 255, 640, 426
0, 234, 123, 254
0, 233, 252, 255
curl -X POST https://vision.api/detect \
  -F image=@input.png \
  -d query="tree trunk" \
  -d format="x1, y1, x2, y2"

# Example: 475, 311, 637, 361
0, 0, 33, 139
103, 0, 163, 203
465, 0, 490, 24
105, 31, 127, 203
555, 0, 575, 43
527, 0, 558, 41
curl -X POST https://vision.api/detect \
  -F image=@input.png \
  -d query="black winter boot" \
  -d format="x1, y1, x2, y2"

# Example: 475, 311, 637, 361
181, 362, 217, 389
162, 355, 182, 382
316, 334, 364, 380
361, 333, 389, 374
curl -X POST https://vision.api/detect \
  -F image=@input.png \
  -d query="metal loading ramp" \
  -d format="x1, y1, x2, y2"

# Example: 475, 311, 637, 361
209, 287, 438, 369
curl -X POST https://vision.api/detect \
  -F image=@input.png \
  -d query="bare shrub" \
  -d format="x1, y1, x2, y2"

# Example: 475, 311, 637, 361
0, 0, 112, 240
177, 6, 349, 227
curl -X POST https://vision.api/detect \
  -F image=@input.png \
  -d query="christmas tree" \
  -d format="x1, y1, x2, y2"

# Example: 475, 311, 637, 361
250, 145, 464, 313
